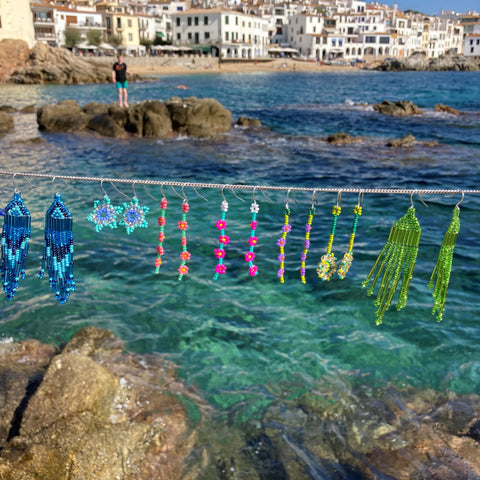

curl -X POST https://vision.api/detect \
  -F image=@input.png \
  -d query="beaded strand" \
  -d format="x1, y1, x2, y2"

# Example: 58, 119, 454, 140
300, 207, 316, 284
317, 202, 341, 281
245, 200, 259, 277
338, 204, 362, 279
154, 197, 168, 273
277, 206, 291, 283
214, 199, 229, 279
177, 200, 190, 280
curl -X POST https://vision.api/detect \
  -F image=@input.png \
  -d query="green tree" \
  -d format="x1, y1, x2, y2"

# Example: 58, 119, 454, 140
87, 29, 103, 47
64, 27, 82, 48
140, 37, 153, 52
108, 33, 122, 49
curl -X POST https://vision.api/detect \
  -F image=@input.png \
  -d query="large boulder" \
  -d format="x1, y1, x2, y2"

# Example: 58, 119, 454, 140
0, 326, 201, 479
166, 96, 232, 137
37, 99, 90, 132
0, 39, 30, 83
0, 111, 14, 136
87, 114, 126, 138
373, 100, 422, 116
142, 100, 173, 138
7, 43, 113, 85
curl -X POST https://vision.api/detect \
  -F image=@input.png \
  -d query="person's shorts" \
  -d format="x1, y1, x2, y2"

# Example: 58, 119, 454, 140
116, 81, 128, 89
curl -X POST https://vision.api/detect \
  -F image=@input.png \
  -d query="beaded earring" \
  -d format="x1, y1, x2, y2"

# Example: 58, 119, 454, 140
1, 192, 31, 300
300, 191, 317, 284
338, 193, 363, 279
428, 196, 462, 322
213, 191, 229, 280
317, 192, 341, 281
87, 194, 121, 232
362, 200, 421, 325
154, 195, 168, 273
177, 198, 190, 280
245, 191, 259, 277
119, 195, 149, 234
39, 193, 75, 303
277, 190, 292, 283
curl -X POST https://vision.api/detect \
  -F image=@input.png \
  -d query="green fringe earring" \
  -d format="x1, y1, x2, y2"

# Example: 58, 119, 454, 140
362, 205, 421, 324
428, 204, 461, 322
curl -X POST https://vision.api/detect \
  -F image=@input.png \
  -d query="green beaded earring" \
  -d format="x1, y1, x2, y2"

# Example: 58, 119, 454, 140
362, 198, 421, 325
428, 194, 462, 322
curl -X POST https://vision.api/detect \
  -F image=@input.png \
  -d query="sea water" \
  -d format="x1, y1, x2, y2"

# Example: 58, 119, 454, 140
0, 70, 480, 474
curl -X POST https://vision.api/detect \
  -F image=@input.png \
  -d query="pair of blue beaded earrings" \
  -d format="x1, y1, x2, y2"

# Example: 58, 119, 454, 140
87, 186, 149, 234
1, 192, 75, 303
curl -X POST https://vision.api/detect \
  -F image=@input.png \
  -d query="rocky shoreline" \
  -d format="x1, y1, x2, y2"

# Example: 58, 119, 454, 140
376, 52, 479, 72
1, 327, 479, 479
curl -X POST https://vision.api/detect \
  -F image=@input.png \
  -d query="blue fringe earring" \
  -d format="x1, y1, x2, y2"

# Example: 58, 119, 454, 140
1, 192, 31, 300
39, 193, 75, 303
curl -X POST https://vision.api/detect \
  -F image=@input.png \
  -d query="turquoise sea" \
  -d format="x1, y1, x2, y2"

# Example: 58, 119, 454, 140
1, 71, 480, 477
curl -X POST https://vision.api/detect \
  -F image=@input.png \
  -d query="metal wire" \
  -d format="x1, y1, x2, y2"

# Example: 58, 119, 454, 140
0, 170, 478, 197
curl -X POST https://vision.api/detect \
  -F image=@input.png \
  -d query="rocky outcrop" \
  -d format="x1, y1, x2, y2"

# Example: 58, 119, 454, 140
387, 133, 416, 147
5, 42, 118, 85
0, 326, 203, 479
326, 132, 364, 144
236, 116, 262, 127
435, 103, 461, 115
373, 99, 422, 116
377, 52, 479, 72
0, 39, 31, 83
37, 97, 232, 138
0, 111, 14, 136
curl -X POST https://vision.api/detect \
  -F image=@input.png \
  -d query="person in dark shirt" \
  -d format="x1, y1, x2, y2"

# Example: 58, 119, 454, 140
112, 54, 130, 108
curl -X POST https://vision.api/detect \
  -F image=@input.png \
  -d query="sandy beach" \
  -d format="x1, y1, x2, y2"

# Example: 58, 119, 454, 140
127, 57, 363, 76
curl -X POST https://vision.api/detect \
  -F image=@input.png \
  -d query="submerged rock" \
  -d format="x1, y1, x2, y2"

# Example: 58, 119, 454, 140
387, 134, 416, 147
373, 100, 422, 116
0, 111, 14, 136
326, 132, 364, 144
236, 116, 262, 127
435, 103, 461, 115
37, 97, 231, 138
0, 326, 203, 479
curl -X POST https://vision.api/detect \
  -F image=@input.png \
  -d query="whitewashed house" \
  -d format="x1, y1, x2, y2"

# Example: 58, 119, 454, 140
171, 7, 269, 58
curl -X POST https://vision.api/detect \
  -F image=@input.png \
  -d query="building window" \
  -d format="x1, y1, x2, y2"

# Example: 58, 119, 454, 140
128, 33, 132, 41
225, 32, 229, 40
225, 16, 229, 25
188, 17, 192, 26
472, 47, 475, 53
116, 17, 121, 28
188, 32, 192, 39
176, 18, 180, 27
205, 32, 210, 40
379, 36, 389, 44
204, 16, 208, 25
177, 33, 181, 40
332, 39, 336, 46
365, 36, 376, 43
128, 19, 132, 27
194, 17, 199, 26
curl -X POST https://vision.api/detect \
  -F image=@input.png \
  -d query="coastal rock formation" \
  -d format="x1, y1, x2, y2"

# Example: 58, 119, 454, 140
376, 52, 479, 72
386, 134, 416, 147
435, 103, 461, 115
373, 99, 422, 116
37, 97, 232, 138
236, 116, 262, 127
189, 380, 480, 479
5, 42, 115, 85
326, 132, 364, 144
0, 326, 202, 479
0, 39, 31, 83
0, 111, 14, 136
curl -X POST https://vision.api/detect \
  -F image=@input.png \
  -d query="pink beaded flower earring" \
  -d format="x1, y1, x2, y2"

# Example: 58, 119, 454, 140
177, 188, 191, 281
154, 188, 168, 273
213, 189, 230, 280
245, 189, 259, 277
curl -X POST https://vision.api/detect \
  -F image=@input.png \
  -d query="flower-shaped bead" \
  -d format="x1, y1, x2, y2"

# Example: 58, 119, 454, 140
250, 202, 259, 214
245, 251, 255, 262
214, 248, 226, 259
219, 235, 230, 244
158, 217, 166, 226
282, 224, 292, 233
278, 254, 285, 262
178, 220, 188, 231
160, 198, 168, 209
277, 238, 286, 247
248, 236, 258, 247
215, 264, 227, 274
178, 265, 189, 275
250, 220, 257, 230
249, 265, 258, 276
182, 202, 189, 213
216, 219, 227, 230
180, 251, 191, 261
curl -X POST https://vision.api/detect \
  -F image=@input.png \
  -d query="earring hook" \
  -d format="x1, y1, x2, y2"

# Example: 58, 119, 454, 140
455, 191, 464, 209
143, 184, 158, 202
357, 190, 364, 208
193, 185, 208, 202
100, 179, 107, 196
132, 182, 137, 199
311, 189, 318, 208
230, 188, 245, 202
160, 182, 166, 200
336, 190, 342, 208
181, 184, 188, 204
12, 174, 17, 193
252, 187, 257, 205
110, 181, 129, 198
285, 188, 291, 209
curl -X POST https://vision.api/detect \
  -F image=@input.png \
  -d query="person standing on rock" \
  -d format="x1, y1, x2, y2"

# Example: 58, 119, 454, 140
112, 54, 130, 108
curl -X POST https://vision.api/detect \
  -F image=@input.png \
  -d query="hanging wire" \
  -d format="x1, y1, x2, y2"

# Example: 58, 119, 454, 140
0, 171, 478, 198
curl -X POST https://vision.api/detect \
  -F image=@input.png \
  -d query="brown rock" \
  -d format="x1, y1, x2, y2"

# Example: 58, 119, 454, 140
142, 100, 173, 137
82, 102, 110, 116
0, 105, 16, 113
0, 327, 201, 480
0, 111, 14, 136
326, 132, 364, 144
0, 39, 30, 83
236, 116, 262, 127
386, 134, 416, 147
19, 105, 35, 114
435, 104, 460, 115
37, 99, 89, 132
87, 114, 126, 138
374, 100, 422, 116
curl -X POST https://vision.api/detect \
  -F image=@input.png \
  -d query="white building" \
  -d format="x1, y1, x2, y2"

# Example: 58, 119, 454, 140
461, 15, 480, 59
0, 0, 35, 47
171, 7, 270, 58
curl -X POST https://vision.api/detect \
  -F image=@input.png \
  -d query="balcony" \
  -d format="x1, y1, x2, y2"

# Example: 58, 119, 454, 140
34, 17, 53, 24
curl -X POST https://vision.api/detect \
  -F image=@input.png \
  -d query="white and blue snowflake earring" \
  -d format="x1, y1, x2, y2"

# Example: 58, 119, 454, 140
119, 186, 149, 235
